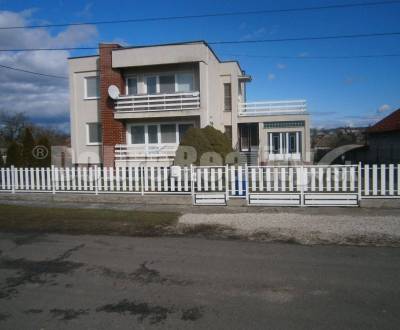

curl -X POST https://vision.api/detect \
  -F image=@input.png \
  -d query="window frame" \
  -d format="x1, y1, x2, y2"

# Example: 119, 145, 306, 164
143, 71, 195, 95
125, 75, 138, 96
84, 76, 100, 100
126, 121, 194, 146
223, 83, 232, 111
86, 122, 102, 146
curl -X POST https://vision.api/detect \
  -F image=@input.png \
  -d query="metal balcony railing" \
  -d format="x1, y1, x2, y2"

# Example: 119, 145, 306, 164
114, 92, 200, 112
239, 100, 307, 116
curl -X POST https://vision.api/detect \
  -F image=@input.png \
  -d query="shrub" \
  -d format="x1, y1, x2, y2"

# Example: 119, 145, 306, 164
6, 141, 22, 167
176, 125, 233, 165
22, 127, 35, 166
35, 135, 51, 167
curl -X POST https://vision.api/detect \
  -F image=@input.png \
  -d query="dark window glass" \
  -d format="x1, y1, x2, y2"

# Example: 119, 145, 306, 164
131, 126, 145, 144
160, 124, 176, 143
159, 75, 175, 94
148, 125, 158, 144
224, 83, 232, 111
88, 123, 102, 143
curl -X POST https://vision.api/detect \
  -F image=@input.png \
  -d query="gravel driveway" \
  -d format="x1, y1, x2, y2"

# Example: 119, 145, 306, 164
179, 211, 400, 246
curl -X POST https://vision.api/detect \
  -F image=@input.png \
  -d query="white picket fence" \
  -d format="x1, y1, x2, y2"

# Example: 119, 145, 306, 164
0, 164, 399, 204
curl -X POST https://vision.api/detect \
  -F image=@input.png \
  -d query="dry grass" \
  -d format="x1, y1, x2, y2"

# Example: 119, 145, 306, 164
0, 204, 179, 236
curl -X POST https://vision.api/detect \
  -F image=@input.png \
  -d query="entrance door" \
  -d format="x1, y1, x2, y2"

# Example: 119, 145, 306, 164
239, 124, 259, 151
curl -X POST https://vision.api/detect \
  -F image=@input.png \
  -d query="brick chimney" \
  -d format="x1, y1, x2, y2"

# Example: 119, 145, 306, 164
99, 43, 126, 167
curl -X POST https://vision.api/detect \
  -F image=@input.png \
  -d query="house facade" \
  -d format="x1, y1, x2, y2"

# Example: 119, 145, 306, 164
68, 41, 310, 167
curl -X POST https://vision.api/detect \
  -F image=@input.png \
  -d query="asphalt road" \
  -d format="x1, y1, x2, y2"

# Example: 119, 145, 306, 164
0, 233, 399, 329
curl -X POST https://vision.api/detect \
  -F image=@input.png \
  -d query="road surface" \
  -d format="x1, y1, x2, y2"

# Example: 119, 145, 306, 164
0, 233, 399, 329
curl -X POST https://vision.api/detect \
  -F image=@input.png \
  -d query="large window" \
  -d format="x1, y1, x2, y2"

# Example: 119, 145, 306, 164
126, 77, 138, 95
144, 72, 194, 94
224, 83, 232, 111
86, 123, 102, 145
160, 124, 176, 143
85, 77, 99, 99
128, 123, 193, 145
159, 75, 175, 94
131, 126, 145, 144
270, 132, 301, 154
177, 73, 194, 92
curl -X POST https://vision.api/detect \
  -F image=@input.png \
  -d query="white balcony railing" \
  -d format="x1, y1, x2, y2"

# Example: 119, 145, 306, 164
239, 100, 307, 116
114, 92, 200, 113
115, 144, 178, 161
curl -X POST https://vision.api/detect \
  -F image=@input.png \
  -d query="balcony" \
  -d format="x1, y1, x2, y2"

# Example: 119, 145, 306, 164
115, 144, 177, 165
239, 100, 307, 116
114, 92, 200, 113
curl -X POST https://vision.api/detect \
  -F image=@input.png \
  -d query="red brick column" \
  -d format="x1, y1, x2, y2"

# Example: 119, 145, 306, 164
99, 43, 126, 167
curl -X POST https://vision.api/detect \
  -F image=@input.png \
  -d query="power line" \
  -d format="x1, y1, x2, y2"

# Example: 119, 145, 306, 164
0, 64, 68, 79
220, 53, 400, 59
1, 31, 399, 52
1, 0, 399, 30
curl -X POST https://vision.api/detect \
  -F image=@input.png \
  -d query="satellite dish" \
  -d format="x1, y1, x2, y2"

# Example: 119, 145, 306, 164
108, 85, 120, 99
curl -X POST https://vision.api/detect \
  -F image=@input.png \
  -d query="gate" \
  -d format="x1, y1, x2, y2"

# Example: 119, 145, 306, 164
246, 165, 360, 207
192, 166, 228, 205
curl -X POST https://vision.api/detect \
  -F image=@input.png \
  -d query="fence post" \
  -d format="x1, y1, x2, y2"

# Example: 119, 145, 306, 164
11, 165, 15, 194
358, 162, 362, 204
190, 164, 195, 205
225, 164, 229, 201
245, 163, 249, 204
94, 165, 99, 195
300, 165, 304, 206
51, 165, 56, 195
140, 166, 145, 196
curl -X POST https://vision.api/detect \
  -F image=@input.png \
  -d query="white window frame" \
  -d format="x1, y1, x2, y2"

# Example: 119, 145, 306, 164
143, 71, 195, 95
86, 122, 102, 146
125, 75, 138, 96
126, 121, 195, 146
84, 76, 100, 100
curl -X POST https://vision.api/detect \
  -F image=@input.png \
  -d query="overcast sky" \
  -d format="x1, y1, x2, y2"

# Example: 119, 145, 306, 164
1, 0, 400, 132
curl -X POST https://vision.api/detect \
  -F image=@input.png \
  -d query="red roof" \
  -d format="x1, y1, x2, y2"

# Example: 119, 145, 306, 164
368, 108, 400, 133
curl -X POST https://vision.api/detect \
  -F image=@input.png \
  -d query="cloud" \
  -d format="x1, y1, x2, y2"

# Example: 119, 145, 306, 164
267, 73, 276, 80
240, 27, 267, 41
0, 10, 99, 131
276, 63, 286, 70
377, 104, 391, 113
76, 2, 93, 19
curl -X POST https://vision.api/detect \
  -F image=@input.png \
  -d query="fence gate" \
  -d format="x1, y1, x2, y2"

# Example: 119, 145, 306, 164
246, 165, 360, 207
192, 166, 228, 205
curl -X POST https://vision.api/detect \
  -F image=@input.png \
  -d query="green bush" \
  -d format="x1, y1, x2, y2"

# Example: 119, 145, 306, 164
35, 135, 51, 167
176, 125, 233, 165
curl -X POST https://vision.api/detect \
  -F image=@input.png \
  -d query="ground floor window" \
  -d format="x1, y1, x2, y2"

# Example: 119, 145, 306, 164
86, 123, 102, 145
128, 122, 194, 145
269, 132, 301, 154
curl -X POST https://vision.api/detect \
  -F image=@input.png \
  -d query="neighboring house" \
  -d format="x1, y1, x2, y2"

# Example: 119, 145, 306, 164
365, 108, 400, 163
68, 41, 311, 167
342, 108, 400, 164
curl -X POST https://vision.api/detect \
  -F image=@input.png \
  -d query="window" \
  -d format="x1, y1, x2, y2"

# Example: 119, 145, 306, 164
160, 124, 176, 143
85, 77, 99, 99
272, 133, 280, 154
224, 83, 232, 111
126, 77, 138, 95
178, 124, 194, 142
131, 126, 145, 144
148, 125, 158, 144
289, 133, 296, 153
87, 123, 102, 145
159, 75, 175, 94
146, 76, 157, 94
177, 73, 194, 92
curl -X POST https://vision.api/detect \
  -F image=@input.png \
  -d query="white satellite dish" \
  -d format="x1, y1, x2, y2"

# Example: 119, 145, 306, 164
108, 85, 120, 100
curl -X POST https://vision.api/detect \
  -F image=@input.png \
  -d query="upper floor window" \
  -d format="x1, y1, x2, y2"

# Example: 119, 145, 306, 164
84, 76, 99, 99
224, 83, 232, 111
144, 72, 194, 95
126, 77, 138, 95
86, 123, 102, 145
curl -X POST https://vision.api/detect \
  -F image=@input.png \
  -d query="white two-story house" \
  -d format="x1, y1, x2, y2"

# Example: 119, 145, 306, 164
68, 40, 311, 167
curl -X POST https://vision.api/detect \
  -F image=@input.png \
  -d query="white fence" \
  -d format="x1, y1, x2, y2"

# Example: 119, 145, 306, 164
0, 164, 399, 205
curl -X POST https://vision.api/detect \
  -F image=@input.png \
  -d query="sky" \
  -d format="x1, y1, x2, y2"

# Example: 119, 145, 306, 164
0, 0, 399, 132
